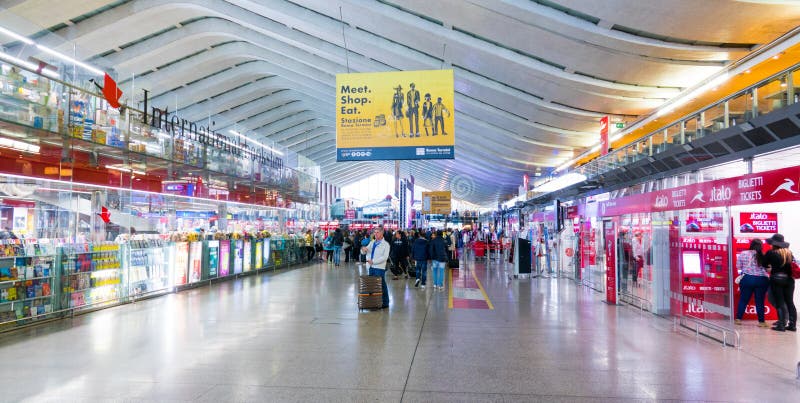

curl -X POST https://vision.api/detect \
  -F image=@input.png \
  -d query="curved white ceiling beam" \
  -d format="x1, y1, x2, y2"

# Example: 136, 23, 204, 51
141, 69, 332, 126
37, 0, 627, 125
455, 96, 595, 147
270, 0, 678, 96
101, 18, 345, 78
280, 128, 333, 148
466, 0, 745, 56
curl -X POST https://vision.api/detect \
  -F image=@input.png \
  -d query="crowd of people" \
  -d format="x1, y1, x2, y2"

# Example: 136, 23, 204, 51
297, 225, 492, 309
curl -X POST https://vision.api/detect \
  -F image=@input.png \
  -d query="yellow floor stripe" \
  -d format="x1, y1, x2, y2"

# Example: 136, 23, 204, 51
447, 269, 453, 309
470, 269, 494, 310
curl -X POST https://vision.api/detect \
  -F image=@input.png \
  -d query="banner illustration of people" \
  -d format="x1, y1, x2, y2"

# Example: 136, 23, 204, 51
336, 69, 454, 161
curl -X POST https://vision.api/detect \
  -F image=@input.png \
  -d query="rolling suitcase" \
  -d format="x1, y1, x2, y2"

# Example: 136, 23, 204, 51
407, 259, 416, 278
388, 258, 403, 276
358, 275, 383, 310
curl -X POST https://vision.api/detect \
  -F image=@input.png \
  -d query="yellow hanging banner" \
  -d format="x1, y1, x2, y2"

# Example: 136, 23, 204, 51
336, 69, 454, 161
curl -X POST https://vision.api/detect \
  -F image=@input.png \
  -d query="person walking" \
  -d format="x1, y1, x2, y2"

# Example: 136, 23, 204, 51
323, 232, 334, 263
365, 228, 391, 308
344, 232, 353, 263
390, 231, 410, 279
304, 229, 315, 262
763, 234, 796, 331
429, 230, 449, 290
314, 228, 325, 261
412, 231, 429, 288
735, 239, 769, 327
332, 228, 344, 267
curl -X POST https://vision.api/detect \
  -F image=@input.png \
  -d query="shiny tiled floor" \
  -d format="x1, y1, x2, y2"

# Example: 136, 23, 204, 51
1, 259, 799, 402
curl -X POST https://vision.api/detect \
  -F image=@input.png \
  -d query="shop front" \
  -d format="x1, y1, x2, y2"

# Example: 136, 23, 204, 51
0, 56, 319, 330
579, 160, 800, 324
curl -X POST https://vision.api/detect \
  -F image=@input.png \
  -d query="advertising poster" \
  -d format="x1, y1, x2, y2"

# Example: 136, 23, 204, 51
738, 212, 778, 233
683, 210, 724, 233
421, 191, 451, 215
233, 240, 243, 274
207, 240, 220, 278
604, 221, 617, 304
243, 240, 252, 272
219, 240, 231, 277
336, 69, 454, 161
173, 242, 189, 285
188, 242, 203, 283
600, 116, 609, 156
255, 241, 263, 270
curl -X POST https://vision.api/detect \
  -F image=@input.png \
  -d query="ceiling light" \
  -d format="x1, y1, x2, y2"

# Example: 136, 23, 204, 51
0, 26, 34, 45
0, 137, 39, 153
35, 44, 104, 76
0, 50, 59, 79
228, 129, 284, 156
534, 172, 587, 193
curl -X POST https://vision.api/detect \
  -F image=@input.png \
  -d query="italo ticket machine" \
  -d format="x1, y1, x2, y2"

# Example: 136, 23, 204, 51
678, 209, 730, 318
732, 211, 779, 321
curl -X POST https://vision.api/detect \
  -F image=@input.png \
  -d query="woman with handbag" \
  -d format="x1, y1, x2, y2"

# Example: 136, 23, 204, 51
734, 239, 769, 326
763, 234, 796, 331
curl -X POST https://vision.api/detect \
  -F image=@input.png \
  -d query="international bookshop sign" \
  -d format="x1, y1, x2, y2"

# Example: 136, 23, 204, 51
141, 89, 284, 170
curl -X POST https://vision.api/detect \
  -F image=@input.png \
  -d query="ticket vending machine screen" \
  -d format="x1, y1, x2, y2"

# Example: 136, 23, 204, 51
682, 251, 702, 275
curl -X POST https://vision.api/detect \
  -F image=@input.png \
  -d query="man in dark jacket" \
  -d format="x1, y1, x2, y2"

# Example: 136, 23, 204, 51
428, 230, 449, 290
390, 231, 410, 279
332, 228, 345, 267
411, 232, 429, 288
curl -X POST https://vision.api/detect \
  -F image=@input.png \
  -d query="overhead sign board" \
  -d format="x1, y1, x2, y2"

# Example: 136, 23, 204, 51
422, 191, 451, 215
336, 69, 455, 161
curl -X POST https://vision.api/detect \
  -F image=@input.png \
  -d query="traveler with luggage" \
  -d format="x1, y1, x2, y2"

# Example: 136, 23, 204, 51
390, 231, 410, 279
412, 231, 429, 288
365, 228, 391, 308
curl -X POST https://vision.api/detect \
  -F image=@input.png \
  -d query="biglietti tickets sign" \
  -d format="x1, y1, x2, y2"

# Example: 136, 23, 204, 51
583, 164, 800, 217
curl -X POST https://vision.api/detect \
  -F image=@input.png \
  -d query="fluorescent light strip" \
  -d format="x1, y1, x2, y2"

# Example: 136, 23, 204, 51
0, 50, 59, 79
35, 44, 103, 76
104, 165, 145, 175
0, 172, 297, 212
229, 130, 284, 156
0, 26, 34, 45
0, 137, 40, 153
534, 172, 587, 193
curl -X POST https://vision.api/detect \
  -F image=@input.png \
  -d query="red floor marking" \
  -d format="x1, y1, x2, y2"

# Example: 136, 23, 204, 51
452, 298, 490, 309
449, 266, 492, 310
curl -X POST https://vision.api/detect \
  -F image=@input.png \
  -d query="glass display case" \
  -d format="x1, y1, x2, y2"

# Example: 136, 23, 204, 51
59, 242, 122, 310
124, 236, 171, 298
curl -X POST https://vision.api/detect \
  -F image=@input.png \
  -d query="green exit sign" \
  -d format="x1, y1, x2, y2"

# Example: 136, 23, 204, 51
615, 122, 625, 129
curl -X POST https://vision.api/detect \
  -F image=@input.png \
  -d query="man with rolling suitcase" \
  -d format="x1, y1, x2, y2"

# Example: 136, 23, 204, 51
365, 228, 391, 308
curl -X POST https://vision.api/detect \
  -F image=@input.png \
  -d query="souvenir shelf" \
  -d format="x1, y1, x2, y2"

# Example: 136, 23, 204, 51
0, 241, 57, 324
59, 242, 122, 310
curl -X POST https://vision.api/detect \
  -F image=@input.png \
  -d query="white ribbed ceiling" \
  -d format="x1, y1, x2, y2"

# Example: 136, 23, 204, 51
2, 0, 800, 205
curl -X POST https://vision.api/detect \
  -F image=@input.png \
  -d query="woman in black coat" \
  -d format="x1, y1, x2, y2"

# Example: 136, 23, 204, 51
763, 234, 796, 331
